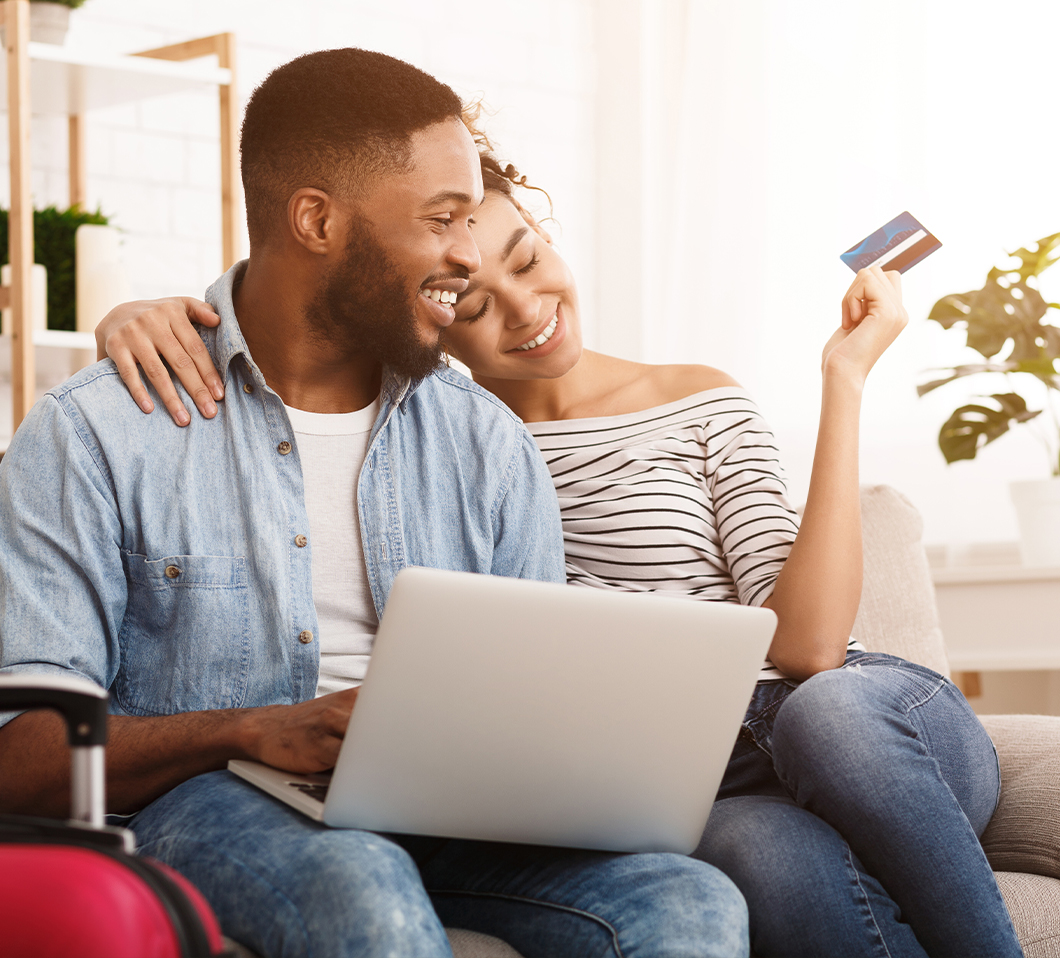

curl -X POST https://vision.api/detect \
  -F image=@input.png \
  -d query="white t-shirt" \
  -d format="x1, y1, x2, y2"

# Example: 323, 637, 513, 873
284, 398, 380, 696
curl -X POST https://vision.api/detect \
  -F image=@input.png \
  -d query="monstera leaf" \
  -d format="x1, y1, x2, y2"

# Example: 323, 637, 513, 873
938, 393, 1042, 464
917, 361, 1019, 397
1008, 231, 1060, 281
922, 231, 1060, 472
928, 270, 1054, 361
928, 231, 1060, 365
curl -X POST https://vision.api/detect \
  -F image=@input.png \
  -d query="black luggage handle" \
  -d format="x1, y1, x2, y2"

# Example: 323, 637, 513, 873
0, 674, 109, 826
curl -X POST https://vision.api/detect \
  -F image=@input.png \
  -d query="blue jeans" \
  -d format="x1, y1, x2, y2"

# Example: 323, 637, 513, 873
693, 651, 1022, 957
128, 770, 748, 957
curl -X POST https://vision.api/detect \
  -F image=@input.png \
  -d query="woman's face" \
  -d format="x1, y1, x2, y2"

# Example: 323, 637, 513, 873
443, 192, 583, 381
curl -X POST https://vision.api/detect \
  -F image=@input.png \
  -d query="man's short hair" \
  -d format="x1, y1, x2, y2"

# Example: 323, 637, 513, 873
240, 48, 463, 248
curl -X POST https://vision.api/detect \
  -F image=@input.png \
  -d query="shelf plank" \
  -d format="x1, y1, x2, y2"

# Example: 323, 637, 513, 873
947, 651, 1060, 672
0, 41, 230, 115
32, 328, 94, 349
932, 564, 1060, 585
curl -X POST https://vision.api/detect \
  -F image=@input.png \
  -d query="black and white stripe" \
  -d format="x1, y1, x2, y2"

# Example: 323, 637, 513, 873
527, 387, 855, 680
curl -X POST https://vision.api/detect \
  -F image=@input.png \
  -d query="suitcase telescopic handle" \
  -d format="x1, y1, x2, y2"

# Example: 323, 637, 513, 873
0, 673, 108, 827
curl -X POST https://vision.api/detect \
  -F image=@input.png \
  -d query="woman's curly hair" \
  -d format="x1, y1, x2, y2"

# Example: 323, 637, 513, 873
462, 99, 552, 213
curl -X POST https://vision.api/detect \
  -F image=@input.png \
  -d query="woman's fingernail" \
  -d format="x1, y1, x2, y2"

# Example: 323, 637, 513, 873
204, 402, 217, 417
176, 408, 190, 426
211, 382, 225, 400
140, 398, 153, 413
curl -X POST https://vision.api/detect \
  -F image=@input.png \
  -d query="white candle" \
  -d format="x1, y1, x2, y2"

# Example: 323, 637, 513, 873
0, 262, 47, 336
76, 224, 131, 334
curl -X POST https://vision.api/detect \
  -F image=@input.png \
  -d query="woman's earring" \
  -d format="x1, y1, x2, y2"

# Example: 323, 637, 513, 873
441, 344, 451, 368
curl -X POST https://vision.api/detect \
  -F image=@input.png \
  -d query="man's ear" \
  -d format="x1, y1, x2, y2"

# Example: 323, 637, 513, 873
287, 188, 333, 255
512, 198, 553, 246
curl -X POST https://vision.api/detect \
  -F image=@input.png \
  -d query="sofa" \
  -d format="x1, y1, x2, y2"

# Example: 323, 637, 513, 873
441, 485, 1060, 958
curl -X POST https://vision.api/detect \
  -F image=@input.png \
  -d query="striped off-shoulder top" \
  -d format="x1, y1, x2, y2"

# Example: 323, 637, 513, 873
525, 387, 860, 681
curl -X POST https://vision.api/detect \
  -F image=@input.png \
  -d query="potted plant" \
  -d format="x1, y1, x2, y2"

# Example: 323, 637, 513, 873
918, 231, 1060, 564
0, 204, 110, 331
29, 0, 86, 45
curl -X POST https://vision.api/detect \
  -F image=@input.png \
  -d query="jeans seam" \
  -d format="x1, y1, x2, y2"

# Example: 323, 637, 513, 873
138, 837, 313, 956
428, 887, 624, 958
990, 736, 1002, 813
888, 669, 948, 715
741, 685, 796, 754
843, 844, 893, 958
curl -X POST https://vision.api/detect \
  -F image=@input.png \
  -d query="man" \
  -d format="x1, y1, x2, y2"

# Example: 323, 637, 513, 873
0, 49, 747, 957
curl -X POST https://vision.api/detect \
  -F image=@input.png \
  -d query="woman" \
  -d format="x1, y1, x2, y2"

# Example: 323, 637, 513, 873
96, 150, 1021, 958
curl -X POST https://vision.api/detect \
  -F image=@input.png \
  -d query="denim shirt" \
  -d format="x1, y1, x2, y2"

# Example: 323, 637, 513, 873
0, 262, 565, 722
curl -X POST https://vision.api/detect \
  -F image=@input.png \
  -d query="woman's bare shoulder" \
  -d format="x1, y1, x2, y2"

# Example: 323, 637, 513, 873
645, 363, 742, 404
566, 353, 743, 419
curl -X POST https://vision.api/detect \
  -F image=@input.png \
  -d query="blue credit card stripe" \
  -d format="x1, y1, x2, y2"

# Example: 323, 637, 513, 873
840, 211, 940, 274
842, 212, 922, 259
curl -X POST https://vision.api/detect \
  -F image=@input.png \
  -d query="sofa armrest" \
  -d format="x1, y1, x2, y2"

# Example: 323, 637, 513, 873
850, 485, 951, 677
980, 714, 1060, 881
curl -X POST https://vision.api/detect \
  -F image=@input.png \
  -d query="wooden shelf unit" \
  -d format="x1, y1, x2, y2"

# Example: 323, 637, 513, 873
0, 0, 239, 437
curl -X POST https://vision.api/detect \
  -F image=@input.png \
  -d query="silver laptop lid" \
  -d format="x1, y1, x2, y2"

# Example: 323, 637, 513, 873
323, 567, 775, 853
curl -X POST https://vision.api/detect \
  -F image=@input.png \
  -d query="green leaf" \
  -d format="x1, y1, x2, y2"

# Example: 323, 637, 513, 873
938, 393, 1042, 464
927, 295, 973, 327
1006, 231, 1060, 281
991, 392, 1039, 419
917, 362, 1018, 397
0, 204, 111, 331
927, 273, 1053, 360
1013, 356, 1060, 379
1043, 325, 1060, 357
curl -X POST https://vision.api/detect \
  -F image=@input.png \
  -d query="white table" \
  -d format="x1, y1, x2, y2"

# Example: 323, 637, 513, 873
931, 557, 1060, 696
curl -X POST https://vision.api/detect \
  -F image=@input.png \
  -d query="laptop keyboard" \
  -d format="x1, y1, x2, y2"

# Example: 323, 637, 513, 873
289, 782, 329, 804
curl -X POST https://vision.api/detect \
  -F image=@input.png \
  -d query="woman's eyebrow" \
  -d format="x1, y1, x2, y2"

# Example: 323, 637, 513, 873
502, 226, 529, 260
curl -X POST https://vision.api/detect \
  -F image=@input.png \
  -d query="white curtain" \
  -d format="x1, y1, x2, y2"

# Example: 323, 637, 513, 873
594, 0, 1060, 544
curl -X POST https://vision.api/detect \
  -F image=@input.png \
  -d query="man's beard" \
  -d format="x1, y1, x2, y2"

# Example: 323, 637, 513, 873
306, 218, 446, 380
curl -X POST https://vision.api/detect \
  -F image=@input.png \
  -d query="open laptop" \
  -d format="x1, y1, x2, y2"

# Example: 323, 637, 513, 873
229, 566, 776, 854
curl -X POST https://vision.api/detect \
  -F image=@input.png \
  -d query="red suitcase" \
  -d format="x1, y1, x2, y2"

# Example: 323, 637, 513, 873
0, 673, 230, 958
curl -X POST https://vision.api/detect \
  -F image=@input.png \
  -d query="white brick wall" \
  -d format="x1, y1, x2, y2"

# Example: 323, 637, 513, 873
11, 0, 598, 307
0, 0, 598, 443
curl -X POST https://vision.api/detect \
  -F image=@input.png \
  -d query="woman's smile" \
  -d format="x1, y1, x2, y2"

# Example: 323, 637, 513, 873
512, 311, 558, 351
444, 193, 582, 381
508, 304, 566, 358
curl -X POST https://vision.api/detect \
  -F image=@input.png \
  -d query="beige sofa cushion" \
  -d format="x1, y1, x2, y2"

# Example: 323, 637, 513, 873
447, 928, 522, 957
980, 714, 1060, 881
850, 485, 950, 677
996, 872, 1060, 958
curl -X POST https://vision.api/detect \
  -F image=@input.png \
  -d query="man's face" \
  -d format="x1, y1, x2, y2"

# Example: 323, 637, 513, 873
308, 119, 484, 378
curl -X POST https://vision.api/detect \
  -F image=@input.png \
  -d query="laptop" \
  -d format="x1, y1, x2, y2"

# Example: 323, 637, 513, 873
229, 566, 776, 854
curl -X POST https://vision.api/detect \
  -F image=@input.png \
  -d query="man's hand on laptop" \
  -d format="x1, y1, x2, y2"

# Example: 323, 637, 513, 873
95, 296, 225, 427
0, 687, 359, 818
243, 688, 361, 774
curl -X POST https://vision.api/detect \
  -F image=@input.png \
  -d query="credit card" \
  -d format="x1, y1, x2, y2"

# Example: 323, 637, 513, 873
841, 211, 941, 273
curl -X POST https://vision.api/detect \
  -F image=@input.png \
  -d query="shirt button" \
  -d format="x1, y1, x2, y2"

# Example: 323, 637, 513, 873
164, 565, 181, 579
294, 534, 307, 548
298, 630, 314, 644
243, 383, 254, 394
277, 441, 292, 455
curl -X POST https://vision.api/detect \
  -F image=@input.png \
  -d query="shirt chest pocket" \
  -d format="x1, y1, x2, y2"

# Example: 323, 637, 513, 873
115, 553, 251, 716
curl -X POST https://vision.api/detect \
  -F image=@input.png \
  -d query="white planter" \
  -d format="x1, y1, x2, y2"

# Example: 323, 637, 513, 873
0, 3, 72, 46
31, 2, 71, 44
1010, 477, 1060, 566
